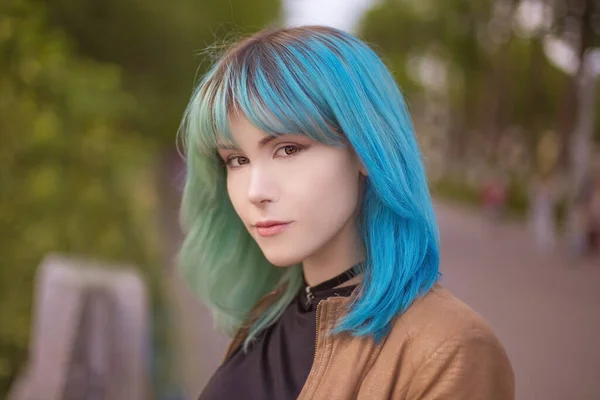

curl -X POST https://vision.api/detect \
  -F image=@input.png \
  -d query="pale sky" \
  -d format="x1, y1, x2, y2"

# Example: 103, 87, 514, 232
284, 0, 376, 33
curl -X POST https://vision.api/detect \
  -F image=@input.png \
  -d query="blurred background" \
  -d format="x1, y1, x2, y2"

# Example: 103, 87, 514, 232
0, 0, 599, 399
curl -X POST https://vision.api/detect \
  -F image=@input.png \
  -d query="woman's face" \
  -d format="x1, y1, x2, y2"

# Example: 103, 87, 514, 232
217, 113, 364, 267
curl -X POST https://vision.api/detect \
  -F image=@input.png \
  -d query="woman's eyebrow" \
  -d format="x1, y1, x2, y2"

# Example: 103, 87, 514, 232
216, 142, 239, 151
217, 135, 278, 151
257, 135, 277, 149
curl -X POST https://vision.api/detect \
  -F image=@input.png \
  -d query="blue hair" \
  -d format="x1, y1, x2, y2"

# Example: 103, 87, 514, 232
179, 26, 439, 347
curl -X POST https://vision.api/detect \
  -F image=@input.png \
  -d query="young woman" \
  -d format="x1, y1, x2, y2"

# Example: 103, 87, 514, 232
179, 26, 514, 399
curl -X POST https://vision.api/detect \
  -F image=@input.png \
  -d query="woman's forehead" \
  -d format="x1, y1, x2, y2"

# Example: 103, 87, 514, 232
216, 111, 289, 148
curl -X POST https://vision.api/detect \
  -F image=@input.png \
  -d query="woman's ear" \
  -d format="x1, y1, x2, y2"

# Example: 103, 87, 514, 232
359, 161, 368, 176
351, 149, 368, 176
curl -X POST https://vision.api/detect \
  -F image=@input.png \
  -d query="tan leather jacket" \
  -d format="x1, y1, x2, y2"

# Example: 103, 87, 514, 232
225, 284, 515, 399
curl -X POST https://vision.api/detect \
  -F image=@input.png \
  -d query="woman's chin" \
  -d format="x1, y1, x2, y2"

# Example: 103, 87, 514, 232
262, 251, 304, 268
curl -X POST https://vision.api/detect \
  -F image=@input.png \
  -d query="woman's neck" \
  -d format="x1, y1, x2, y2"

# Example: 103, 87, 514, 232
302, 220, 364, 287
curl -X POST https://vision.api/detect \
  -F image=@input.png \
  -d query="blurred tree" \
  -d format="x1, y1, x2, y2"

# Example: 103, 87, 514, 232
36, 0, 282, 263
359, 0, 598, 177
360, 0, 498, 169
550, 0, 600, 249
2, 1, 281, 397
0, 0, 170, 396
552, 0, 600, 151
37, 0, 281, 147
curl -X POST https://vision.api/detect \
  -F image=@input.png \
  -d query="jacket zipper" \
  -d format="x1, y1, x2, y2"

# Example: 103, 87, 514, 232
314, 301, 322, 357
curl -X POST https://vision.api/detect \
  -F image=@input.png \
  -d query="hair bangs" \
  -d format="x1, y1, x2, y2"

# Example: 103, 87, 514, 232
185, 37, 352, 157
224, 40, 345, 146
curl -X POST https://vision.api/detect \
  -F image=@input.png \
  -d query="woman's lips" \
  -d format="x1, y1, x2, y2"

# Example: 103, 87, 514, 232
254, 221, 292, 237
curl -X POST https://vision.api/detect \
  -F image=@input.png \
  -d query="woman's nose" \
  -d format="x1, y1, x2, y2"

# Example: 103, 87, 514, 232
247, 166, 278, 205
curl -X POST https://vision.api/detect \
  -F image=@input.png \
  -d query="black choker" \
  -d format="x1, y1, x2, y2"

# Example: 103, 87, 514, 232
303, 262, 363, 307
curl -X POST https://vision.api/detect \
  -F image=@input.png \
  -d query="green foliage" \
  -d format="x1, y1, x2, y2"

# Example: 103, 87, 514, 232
0, 0, 163, 395
360, 0, 493, 114
431, 173, 571, 230
37, 0, 282, 148
504, 175, 529, 218
359, 0, 598, 165
2, 0, 283, 397
431, 176, 481, 207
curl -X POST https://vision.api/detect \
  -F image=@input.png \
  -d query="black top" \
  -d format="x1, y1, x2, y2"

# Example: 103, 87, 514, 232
198, 284, 357, 400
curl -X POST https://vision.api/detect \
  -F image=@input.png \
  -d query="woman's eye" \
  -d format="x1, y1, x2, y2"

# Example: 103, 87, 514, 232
226, 156, 249, 168
275, 145, 302, 157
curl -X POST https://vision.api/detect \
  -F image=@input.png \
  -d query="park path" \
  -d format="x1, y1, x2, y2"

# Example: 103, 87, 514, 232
436, 202, 599, 400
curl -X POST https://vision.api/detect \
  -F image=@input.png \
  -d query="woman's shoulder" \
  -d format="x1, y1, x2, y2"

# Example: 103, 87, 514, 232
400, 284, 496, 338
386, 283, 506, 355
380, 284, 514, 398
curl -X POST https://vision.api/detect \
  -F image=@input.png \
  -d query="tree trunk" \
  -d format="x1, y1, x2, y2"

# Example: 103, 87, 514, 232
566, 52, 598, 256
565, 0, 597, 256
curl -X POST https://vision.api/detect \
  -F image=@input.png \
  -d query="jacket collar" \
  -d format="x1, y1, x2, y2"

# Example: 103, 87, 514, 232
223, 283, 360, 360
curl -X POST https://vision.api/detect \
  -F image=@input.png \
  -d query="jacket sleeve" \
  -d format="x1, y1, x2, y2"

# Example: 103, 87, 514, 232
405, 328, 515, 400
